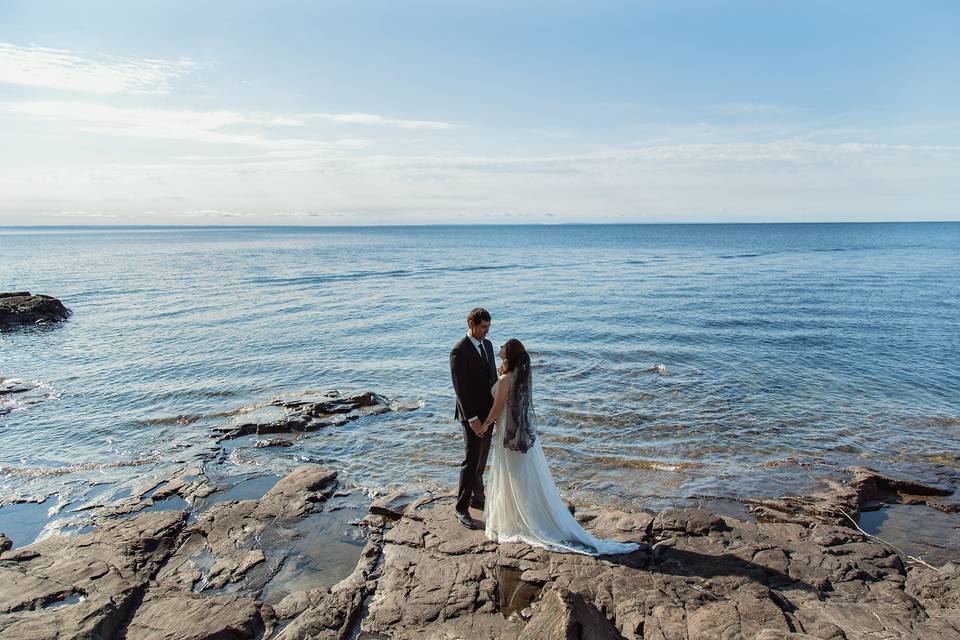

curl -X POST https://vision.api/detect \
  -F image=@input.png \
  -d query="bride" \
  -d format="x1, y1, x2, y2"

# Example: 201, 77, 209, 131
480, 339, 640, 556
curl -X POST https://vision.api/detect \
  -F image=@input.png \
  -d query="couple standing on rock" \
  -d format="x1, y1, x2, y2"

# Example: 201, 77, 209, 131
450, 307, 639, 556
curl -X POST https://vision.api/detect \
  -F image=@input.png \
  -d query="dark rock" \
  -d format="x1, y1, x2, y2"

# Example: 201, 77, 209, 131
0, 379, 33, 395
0, 292, 71, 330
255, 437, 294, 448
255, 464, 337, 519
218, 391, 404, 441
0, 533, 10, 552
581, 508, 656, 543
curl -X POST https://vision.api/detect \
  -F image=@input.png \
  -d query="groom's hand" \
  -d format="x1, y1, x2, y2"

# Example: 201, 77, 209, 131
468, 418, 484, 436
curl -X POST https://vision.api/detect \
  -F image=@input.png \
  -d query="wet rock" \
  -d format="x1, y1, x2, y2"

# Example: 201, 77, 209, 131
0, 292, 71, 330
0, 533, 10, 553
747, 467, 956, 529
0, 378, 33, 395
277, 538, 384, 639
0, 511, 185, 640
161, 465, 339, 592
3, 456, 956, 640
519, 586, 626, 640
124, 589, 268, 640
369, 490, 415, 520
217, 391, 406, 441
94, 468, 219, 518
255, 464, 337, 519
255, 437, 294, 448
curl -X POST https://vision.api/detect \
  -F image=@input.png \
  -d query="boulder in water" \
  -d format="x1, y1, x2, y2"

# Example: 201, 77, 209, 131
0, 292, 71, 330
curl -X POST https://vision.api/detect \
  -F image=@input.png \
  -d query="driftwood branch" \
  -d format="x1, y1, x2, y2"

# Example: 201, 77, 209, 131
835, 508, 941, 573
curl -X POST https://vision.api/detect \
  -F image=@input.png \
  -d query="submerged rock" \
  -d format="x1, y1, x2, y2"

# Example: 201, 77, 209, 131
0, 379, 33, 396
0, 378, 48, 417
0, 292, 71, 330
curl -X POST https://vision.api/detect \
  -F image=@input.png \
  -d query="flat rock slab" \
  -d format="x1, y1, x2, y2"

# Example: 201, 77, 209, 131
0, 292, 71, 330
369, 490, 416, 520
124, 590, 267, 640
0, 511, 185, 640
346, 498, 960, 640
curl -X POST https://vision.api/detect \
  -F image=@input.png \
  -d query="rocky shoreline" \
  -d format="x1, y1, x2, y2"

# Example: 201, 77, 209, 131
1, 389, 958, 639
1, 460, 958, 639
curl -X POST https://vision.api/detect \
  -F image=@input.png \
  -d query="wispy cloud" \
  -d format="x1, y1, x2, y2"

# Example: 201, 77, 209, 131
311, 139, 960, 178
3, 100, 455, 149
308, 112, 456, 129
4, 101, 318, 149
175, 210, 334, 219
50, 210, 117, 218
176, 209, 256, 218
0, 42, 197, 94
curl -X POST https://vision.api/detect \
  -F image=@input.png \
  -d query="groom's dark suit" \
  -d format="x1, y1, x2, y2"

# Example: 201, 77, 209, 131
450, 335, 498, 514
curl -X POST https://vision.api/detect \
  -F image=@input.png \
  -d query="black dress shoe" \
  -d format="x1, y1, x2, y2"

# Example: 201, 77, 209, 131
455, 509, 479, 530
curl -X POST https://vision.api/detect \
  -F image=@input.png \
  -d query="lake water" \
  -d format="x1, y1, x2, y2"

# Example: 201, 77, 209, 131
2, 223, 959, 539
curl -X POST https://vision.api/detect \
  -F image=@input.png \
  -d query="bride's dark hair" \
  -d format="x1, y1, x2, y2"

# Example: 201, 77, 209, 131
500, 338, 535, 452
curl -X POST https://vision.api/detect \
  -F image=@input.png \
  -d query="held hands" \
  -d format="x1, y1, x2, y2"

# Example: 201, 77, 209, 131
469, 418, 493, 437
468, 418, 486, 437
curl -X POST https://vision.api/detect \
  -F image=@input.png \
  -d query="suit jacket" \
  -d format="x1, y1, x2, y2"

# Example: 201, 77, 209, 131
450, 335, 498, 423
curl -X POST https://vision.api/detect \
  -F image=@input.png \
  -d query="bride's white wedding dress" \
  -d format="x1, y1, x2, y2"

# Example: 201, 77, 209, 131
485, 376, 640, 556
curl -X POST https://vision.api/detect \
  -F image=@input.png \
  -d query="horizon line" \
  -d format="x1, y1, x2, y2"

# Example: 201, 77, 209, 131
1, 219, 959, 230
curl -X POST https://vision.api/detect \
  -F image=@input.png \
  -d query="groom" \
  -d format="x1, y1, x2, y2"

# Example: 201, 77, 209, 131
449, 307, 497, 529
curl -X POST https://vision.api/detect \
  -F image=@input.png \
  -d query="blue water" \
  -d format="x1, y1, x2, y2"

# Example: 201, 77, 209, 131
1, 223, 959, 530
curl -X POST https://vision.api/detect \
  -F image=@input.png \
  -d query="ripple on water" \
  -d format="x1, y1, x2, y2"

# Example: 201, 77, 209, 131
1, 223, 958, 521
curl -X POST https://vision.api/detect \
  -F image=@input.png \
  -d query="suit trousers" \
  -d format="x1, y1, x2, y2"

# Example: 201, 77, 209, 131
456, 420, 493, 514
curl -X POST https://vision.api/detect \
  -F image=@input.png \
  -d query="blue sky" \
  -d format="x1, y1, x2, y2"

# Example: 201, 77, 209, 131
1, 1, 957, 225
